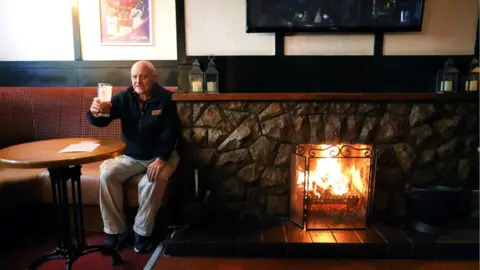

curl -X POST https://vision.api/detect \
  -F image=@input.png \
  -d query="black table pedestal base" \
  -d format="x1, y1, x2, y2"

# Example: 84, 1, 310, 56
29, 165, 123, 270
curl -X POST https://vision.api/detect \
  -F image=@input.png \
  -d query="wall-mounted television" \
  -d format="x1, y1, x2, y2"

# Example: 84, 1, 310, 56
246, 0, 426, 33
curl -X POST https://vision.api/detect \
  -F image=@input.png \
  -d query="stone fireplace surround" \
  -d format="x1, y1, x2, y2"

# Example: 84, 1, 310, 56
174, 93, 479, 223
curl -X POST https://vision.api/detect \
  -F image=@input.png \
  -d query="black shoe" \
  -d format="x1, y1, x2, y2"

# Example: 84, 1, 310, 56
104, 234, 120, 248
103, 233, 128, 250
134, 233, 153, 253
100, 233, 120, 256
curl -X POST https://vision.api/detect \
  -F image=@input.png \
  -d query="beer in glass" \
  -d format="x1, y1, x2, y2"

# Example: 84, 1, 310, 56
97, 83, 113, 117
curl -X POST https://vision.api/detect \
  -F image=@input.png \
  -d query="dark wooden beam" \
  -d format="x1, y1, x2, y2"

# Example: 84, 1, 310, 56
374, 32, 384, 57
275, 33, 285, 56
475, 17, 479, 59
175, 0, 187, 65
72, 0, 82, 61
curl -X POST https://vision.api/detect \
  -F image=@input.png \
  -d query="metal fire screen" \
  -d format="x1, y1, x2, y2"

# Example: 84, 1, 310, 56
289, 144, 377, 230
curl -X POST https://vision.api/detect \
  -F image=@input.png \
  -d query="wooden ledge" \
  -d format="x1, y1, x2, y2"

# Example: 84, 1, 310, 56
173, 92, 479, 102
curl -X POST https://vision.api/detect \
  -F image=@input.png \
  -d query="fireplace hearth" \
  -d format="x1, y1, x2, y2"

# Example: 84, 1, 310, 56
289, 144, 377, 230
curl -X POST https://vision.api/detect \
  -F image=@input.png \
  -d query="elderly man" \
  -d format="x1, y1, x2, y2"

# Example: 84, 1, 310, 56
87, 61, 180, 253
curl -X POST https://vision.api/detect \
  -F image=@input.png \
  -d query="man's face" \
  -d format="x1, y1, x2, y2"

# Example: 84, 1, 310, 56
131, 64, 157, 95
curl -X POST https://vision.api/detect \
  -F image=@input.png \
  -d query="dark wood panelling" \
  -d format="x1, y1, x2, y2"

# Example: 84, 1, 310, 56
5, 56, 474, 92
0, 61, 178, 87
0, 60, 178, 69
76, 67, 177, 86
173, 92, 479, 101
0, 68, 79, 87
76, 68, 132, 86
177, 65, 191, 92
179, 55, 476, 93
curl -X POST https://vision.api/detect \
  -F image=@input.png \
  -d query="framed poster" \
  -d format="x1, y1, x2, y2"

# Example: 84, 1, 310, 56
99, 0, 152, 45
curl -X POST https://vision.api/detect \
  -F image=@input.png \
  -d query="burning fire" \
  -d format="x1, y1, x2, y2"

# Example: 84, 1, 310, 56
296, 144, 368, 199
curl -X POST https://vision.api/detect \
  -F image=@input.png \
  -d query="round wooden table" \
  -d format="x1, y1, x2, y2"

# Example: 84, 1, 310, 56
0, 138, 126, 270
0, 137, 125, 169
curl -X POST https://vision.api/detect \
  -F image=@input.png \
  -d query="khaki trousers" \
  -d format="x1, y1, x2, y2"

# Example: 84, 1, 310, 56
99, 150, 179, 237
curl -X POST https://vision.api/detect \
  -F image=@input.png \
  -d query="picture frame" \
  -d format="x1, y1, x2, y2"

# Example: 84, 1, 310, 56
99, 0, 153, 46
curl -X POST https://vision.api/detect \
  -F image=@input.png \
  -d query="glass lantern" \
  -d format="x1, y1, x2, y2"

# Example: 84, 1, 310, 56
203, 55, 219, 93
464, 58, 479, 92
436, 58, 459, 93
188, 59, 204, 93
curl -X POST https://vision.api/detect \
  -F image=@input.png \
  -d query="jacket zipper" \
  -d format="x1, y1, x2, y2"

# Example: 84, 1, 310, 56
139, 110, 144, 153
139, 111, 144, 132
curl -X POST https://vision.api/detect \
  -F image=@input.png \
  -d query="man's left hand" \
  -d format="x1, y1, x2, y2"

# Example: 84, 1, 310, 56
147, 158, 166, 182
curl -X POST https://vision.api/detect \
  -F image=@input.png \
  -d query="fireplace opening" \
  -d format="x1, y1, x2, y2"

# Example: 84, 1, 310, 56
289, 144, 377, 230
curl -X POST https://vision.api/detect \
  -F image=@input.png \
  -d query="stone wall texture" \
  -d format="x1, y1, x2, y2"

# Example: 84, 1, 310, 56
176, 101, 479, 220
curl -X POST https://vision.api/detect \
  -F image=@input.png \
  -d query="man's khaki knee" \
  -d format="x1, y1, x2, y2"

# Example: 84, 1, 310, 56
158, 151, 180, 181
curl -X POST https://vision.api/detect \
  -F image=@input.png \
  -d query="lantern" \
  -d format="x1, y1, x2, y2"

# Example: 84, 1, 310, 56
188, 59, 204, 93
204, 55, 219, 93
465, 58, 479, 91
436, 58, 459, 93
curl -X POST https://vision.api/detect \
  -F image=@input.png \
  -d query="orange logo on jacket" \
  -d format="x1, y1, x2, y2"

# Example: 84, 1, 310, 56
152, 109, 162, 115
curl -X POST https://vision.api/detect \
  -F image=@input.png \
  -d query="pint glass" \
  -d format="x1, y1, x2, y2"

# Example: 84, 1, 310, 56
97, 83, 112, 117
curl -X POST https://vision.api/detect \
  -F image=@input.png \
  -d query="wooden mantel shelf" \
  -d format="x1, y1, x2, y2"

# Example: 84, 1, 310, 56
173, 92, 479, 101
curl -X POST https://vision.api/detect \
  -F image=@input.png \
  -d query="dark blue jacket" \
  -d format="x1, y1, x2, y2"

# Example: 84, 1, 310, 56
87, 83, 180, 162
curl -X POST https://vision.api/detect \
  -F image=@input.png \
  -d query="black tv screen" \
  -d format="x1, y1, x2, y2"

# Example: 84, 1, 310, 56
247, 0, 425, 33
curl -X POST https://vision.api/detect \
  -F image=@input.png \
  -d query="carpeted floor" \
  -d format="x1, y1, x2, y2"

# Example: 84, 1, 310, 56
1, 231, 478, 270
0, 232, 153, 270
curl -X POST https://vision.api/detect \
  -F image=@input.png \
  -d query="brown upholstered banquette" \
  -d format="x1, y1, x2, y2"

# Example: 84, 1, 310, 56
0, 86, 178, 211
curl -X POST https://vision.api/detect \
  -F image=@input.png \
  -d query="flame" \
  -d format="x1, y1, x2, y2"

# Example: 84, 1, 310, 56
296, 144, 368, 199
